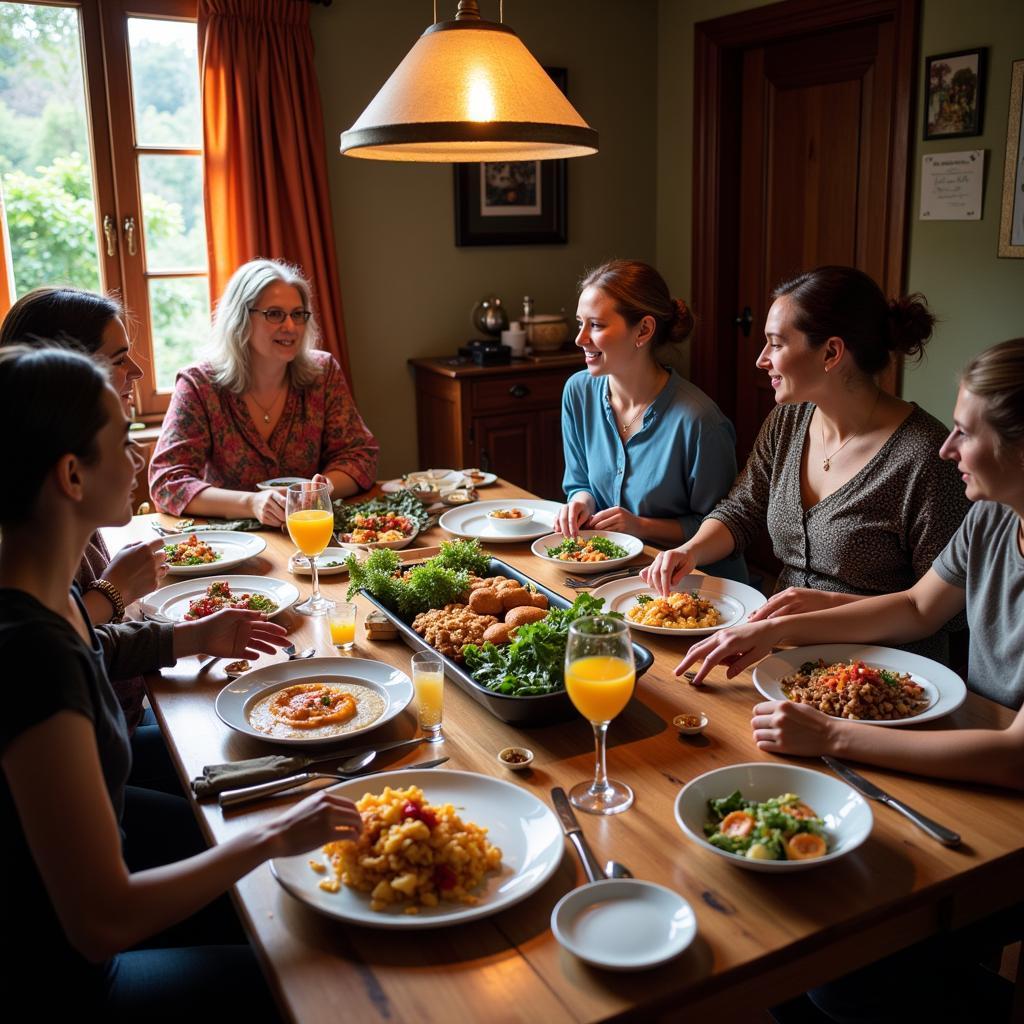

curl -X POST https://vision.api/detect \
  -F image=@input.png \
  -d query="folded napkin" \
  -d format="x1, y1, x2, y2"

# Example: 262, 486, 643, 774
191, 754, 311, 798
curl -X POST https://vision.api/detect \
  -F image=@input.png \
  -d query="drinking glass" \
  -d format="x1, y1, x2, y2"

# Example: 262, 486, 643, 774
328, 602, 357, 651
286, 481, 335, 616
411, 650, 445, 742
564, 616, 635, 814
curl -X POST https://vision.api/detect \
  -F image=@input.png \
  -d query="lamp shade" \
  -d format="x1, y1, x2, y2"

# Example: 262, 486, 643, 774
340, 13, 598, 162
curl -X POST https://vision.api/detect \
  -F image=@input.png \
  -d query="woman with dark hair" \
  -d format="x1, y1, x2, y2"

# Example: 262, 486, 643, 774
149, 258, 378, 526
1, 286, 166, 737
556, 259, 746, 581
645, 266, 969, 658
0, 344, 362, 1018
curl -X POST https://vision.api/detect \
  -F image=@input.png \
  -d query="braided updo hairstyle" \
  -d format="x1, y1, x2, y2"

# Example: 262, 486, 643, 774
772, 266, 935, 376
579, 259, 695, 348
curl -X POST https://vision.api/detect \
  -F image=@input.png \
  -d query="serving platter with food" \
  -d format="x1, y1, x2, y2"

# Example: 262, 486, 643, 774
590, 573, 766, 637
674, 763, 872, 873
140, 575, 299, 623
437, 498, 561, 543
160, 531, 267, 576
337, 513, 418, 550
344, 539, 654, 724
752, 644, 967, 726
530, 530, 644, 575
270, 768, 563, 928
215, 657, 414, 746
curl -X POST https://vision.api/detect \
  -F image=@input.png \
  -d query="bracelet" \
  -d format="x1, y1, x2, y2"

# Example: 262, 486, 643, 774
87, 578, 126, 623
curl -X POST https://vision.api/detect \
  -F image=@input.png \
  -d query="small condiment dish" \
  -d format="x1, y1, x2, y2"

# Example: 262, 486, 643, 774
442, 488, 475, 505
498, 746, 534, 771
672, 712, 709, 736
486, 507, 535, 533
224, 659, 252, 679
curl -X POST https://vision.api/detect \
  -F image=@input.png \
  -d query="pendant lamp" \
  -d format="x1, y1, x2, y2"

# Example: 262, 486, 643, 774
340, 0, 598, 162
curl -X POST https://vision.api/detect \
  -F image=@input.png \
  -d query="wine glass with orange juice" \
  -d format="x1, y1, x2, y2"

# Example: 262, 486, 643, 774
286, 481, 336, 616
564, 616, 635, 814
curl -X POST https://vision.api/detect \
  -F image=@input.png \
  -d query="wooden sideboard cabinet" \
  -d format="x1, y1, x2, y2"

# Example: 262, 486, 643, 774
409, 354, 584, 501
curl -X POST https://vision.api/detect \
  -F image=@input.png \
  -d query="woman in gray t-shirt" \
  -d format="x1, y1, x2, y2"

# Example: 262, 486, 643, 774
676, 337, 1024, 790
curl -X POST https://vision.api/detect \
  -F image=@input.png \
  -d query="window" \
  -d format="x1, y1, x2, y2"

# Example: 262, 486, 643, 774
0, 0, 205, 419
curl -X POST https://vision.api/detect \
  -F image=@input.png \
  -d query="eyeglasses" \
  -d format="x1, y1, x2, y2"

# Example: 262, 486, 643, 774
249, 307, 312, 325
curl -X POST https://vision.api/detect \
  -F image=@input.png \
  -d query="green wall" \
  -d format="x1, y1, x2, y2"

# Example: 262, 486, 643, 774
904, 0, 1024, 421
654, 0, 1024, 424
311, 0, 658, 478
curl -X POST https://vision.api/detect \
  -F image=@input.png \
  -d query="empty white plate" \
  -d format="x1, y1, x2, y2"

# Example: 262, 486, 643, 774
551, 878, 697, 971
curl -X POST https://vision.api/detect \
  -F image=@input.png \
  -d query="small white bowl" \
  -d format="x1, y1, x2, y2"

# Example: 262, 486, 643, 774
486, 507, 536, 533
672, 712, 709, 736
551, 879, 697, 971
531, 530, 644, 575
674, 762, 873, 873
497, 746, 534, 771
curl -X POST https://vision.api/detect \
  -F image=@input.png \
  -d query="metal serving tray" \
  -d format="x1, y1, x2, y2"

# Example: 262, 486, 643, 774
359, 555, 655, 726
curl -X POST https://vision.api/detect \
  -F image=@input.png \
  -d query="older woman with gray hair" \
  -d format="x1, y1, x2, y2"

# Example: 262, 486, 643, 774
149, 258, 378, 525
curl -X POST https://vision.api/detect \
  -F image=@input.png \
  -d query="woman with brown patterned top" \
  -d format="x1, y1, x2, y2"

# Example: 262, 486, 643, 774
644, 266, 969, 660
149, 259, 379, 526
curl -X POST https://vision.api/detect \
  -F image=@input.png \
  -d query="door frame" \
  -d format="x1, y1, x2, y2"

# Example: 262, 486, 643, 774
689, 0, 919, 419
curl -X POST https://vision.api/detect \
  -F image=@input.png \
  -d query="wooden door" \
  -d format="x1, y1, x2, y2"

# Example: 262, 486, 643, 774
692, 0, 916, 462
472, 410, 566, 501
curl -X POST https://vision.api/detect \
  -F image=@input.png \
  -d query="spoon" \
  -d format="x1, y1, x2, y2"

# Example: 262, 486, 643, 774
604, 860, 634, 879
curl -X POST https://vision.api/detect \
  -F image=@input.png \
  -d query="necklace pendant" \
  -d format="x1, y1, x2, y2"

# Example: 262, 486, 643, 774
823, 458, 830, 472
264, 413, 271, 424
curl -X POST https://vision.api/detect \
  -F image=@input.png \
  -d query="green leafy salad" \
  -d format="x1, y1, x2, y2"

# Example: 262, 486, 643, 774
334, 491, 432, 535
544, 535, 628, 560
345, 539, 491, 618
463, 592, 622, 697
703, 791, 828, 862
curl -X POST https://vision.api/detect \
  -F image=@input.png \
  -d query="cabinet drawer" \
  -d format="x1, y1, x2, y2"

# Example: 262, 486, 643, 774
471, 372, 567, 412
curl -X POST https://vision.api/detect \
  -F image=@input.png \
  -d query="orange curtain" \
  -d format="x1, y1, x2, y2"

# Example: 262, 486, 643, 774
0, 183, 14, 319
198, 0, 351, 383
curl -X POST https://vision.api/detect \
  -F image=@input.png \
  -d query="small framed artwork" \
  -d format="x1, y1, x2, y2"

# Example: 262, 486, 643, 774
924, 48, 987, 140
453, 67, 568, 246
998, 59, 1024, 258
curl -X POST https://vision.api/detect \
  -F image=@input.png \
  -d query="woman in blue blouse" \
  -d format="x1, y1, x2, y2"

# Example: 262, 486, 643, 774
556, 259, 746, 581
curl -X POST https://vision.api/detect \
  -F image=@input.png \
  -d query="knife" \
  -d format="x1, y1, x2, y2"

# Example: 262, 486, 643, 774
551, 787, 605, 882
821, 756, 961, 846
219, 756, 449, 809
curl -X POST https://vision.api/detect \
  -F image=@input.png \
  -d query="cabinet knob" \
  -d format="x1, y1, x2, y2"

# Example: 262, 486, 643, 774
508, 384, 530, 399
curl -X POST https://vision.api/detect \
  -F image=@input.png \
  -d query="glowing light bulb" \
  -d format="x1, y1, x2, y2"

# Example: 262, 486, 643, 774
467, 74, 495, 122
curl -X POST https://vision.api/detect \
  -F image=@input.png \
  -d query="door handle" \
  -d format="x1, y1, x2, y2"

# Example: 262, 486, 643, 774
509, 384, 530, 398
103, 215, 117, 257
123, 215, 137, 256
735, 306, 753, 338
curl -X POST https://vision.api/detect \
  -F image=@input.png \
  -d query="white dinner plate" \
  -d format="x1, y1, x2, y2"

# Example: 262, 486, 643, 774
271, 768, 564, 927
256, 476, 308, 490
336, 523, 419, 550
139, 574, 299, 622
159, 531, 267, 577
590, 574, 767, 636
438, 498, 562, 543
287, 547, 350, 577
674, 762, 873, 873
459, 469, 497, 487
752, 644, 967, 727
551, 879, 697, 971
215, 657, 413, 746
530, 530, 644, 575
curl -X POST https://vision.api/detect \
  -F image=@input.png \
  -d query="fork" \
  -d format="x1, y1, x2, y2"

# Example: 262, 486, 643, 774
564, 566, 646, 589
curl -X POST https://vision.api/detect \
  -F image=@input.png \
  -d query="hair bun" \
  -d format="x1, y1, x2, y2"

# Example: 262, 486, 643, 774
669, 298, 695, 343
886, 294, 935, 359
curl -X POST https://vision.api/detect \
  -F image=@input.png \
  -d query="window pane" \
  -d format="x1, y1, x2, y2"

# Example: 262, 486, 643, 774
139, 155, 206, 270
128, 18, 201, 148
150, 276, 209, 390
0, 2, 102, 295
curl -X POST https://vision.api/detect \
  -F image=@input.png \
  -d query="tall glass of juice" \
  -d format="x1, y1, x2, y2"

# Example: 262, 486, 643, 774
564, 616, 635, 814
286, 481, 335, 616
411, 650, 445, 742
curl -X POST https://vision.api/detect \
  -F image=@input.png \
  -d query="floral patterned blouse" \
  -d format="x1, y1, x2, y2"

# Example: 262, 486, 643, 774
149, 350, 379, 515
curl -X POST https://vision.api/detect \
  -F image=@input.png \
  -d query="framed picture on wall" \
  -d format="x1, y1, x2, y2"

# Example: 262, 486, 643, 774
998, 58, 1024, 258
453, 67, 568, 246
924, 48, 987, 140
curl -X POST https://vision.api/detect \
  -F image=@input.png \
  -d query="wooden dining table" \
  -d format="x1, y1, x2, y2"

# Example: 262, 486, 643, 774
104, 480, 1024, 1024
